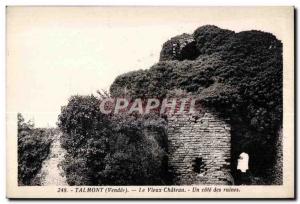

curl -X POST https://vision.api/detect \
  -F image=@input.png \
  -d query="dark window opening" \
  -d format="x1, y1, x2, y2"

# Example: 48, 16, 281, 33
180, 41, 200, 60
192, 157, 206, 173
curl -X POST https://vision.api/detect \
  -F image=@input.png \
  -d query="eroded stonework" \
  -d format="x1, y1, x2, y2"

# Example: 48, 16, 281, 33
167, 111, 232, 185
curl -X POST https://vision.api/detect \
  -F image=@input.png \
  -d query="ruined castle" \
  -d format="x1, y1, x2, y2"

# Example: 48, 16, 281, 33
167, 110, 232, 185
110, 25, 283, 185
159, 34, 233, 185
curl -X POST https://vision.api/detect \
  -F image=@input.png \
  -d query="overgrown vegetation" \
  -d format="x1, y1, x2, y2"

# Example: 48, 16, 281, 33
17, 113, 52, 185
110, 25, 283, 182
58, 95, 170, 185
17, 25, 282, 186
53, 25, 282, 185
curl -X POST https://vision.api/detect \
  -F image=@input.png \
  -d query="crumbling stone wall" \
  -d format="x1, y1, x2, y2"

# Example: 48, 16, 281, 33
167, 111, 232, 185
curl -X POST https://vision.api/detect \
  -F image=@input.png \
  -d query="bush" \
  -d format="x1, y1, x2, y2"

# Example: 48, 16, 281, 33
58, 95, 170, 185
18, 113, 52, 185
58, 95, 112, 185
100, 114, 170, 185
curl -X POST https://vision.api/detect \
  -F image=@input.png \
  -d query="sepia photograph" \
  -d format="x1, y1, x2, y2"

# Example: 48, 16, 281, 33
6, 6, 294, 199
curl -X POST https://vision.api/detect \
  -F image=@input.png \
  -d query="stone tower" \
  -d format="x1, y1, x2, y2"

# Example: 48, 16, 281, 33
167, 110, 232, 185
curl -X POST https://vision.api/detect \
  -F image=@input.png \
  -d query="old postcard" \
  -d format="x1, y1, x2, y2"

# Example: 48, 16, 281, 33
6, 6, 294, 199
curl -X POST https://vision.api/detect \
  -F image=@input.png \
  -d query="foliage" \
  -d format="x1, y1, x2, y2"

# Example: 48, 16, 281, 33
17, 113, 52, 185
58, 95, 170, 185
110, 25, 283, 177
193, 25, 235, 55
57, 95, 112, 185
159, 33, 199, 61
100, 114, 170, 185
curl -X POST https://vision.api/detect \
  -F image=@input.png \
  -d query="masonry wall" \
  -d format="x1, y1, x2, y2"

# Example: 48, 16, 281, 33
167, 111, 232, 185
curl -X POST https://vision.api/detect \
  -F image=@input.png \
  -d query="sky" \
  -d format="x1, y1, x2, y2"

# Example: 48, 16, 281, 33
6, 7, 293, 127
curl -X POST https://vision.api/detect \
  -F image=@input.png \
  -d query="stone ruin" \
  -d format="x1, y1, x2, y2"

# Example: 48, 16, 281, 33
158, 31, 233, 185
111, 25, 283, 185
167, 109, 232, 185
159, 33, 199, 61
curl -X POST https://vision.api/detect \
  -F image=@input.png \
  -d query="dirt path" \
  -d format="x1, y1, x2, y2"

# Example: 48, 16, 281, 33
33, 133, 68, 186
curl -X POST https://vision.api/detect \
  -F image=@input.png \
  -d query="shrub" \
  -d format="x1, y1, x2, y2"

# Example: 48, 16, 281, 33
17, 113, 52, 185
58, 95, 170, 185
58, 95, 112, 185
100, 114, 170, 185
